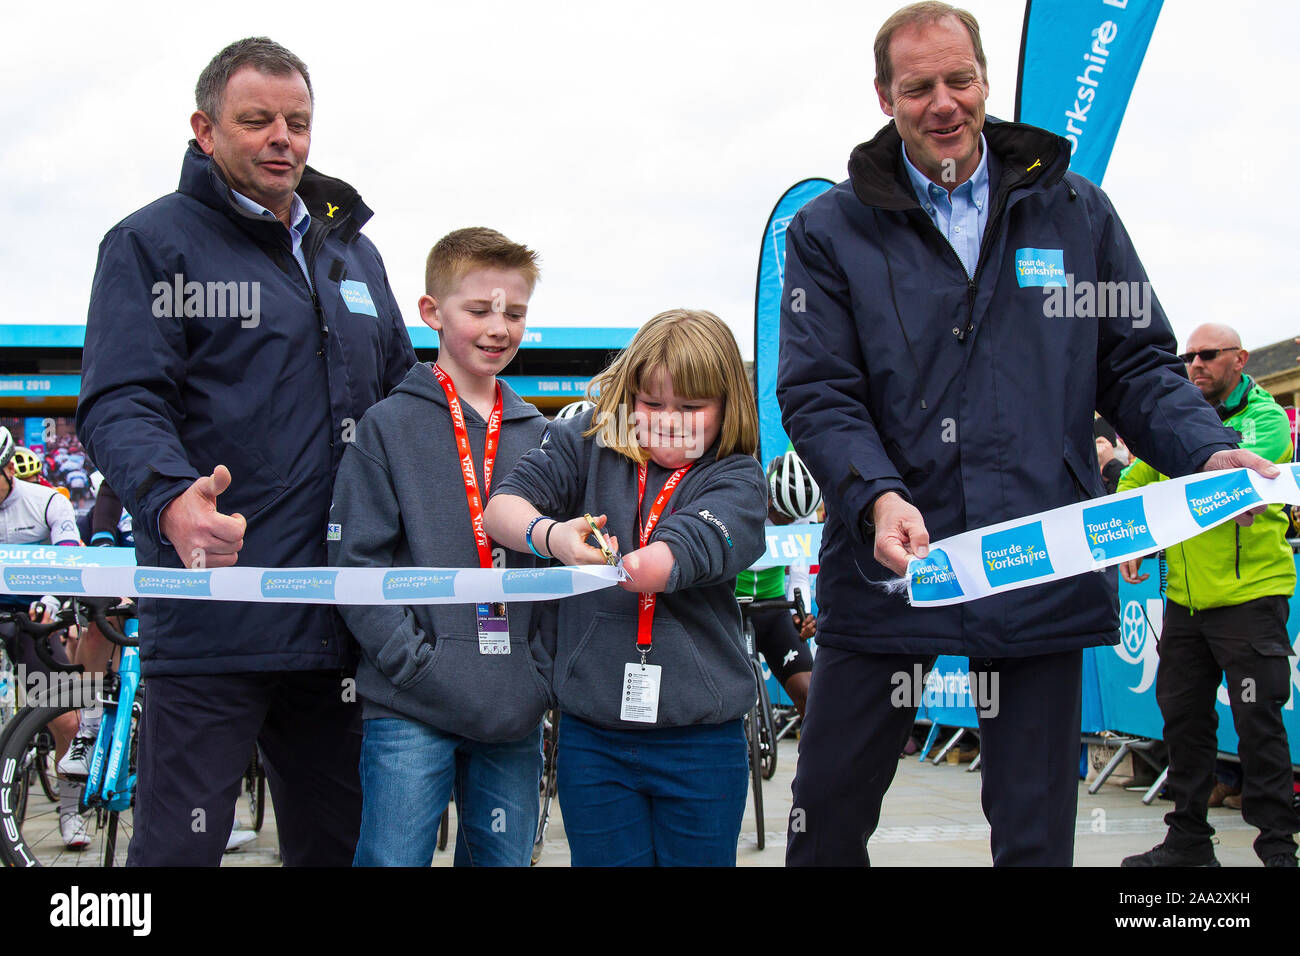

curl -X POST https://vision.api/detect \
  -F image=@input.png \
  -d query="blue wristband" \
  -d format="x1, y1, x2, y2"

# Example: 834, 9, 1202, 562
525, 516, 548, 559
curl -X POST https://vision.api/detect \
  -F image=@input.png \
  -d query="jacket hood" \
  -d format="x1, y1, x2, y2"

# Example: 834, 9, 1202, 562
390, 362, 543, 423
178, 141, 374, 237
847, 116, 1071, 210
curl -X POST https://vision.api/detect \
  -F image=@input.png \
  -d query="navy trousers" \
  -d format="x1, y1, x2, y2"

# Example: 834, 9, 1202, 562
786, 645, 1082, 866
126, 670, 362, 866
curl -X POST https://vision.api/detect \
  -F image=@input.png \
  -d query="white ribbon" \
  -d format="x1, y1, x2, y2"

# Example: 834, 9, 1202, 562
906, 466, 1300, 607
0, 551, 622, 605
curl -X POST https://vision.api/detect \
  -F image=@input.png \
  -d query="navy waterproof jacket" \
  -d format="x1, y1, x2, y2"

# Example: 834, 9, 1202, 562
777, 119, 1237, 658
78, 143, 416, 675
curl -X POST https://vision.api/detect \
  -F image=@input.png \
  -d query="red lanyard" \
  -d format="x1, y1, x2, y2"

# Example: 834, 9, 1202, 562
431, 364, 502, 569
634, 461, 691, 654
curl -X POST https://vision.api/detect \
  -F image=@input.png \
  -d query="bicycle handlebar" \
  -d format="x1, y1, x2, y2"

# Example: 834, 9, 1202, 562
0, 606, 84, 673
738, 587, 808, 628
74, 598, 139, 648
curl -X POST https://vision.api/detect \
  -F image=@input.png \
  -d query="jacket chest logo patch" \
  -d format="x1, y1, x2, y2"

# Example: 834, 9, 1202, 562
981, 522, 1055, 587
339, 280, 378, 317
1014, 248, 1066, 288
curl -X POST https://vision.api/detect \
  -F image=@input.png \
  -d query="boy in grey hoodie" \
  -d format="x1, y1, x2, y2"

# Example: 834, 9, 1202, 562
328, 228, 550, 867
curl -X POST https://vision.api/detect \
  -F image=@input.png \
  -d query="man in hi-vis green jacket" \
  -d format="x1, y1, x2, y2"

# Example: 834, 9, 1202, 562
1119, 323, 1297, 868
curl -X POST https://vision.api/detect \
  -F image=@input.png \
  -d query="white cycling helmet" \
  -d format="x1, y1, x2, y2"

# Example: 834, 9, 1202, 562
768, 450, 821, 520
554, 399, 596, 421
0, 427, 14, 470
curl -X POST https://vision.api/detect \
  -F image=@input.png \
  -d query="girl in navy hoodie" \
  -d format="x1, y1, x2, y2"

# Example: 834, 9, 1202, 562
487, 308, 768, 866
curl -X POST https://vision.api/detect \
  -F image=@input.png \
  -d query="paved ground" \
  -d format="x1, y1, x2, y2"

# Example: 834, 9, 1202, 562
22, 731, 1270, 866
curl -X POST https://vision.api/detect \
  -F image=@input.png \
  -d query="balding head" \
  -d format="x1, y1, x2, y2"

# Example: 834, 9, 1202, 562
1183, 323, 1247, 405
1186, 323, 1242, 352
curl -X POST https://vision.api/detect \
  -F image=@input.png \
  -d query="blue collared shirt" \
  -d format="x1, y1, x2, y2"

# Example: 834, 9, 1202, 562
902, 135, 990, 277
229, 190, 313, 290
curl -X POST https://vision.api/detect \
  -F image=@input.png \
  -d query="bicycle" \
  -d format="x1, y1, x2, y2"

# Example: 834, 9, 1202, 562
243, 745, 267, 832
737, 588, 808, 851
0, 598, 139, 867
0, 607, 78, 813
531, 708, 559, 866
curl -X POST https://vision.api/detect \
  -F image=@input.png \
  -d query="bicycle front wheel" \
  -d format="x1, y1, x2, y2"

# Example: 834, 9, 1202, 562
0, 700, 136, 867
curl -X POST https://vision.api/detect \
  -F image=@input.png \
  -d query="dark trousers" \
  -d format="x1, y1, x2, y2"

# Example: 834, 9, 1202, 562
126, 670, 362, 866
786, 645, 1082, 866
1158, 596, 1298, 862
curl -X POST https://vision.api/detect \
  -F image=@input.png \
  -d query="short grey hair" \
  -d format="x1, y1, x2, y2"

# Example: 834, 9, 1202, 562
875, 2, 986, 98
195, 37, 313, 121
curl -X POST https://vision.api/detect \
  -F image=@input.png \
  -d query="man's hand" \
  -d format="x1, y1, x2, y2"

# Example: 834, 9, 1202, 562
1119, 557, 1148, 585
871, 491, 930, 576
1199, 449, 1279, 526
796, 612, 816, 640
159, 465, 246, 568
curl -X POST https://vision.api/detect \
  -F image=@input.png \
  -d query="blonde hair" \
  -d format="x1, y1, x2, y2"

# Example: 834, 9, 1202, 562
587, 309, 759, 464
424, 227, 540, 300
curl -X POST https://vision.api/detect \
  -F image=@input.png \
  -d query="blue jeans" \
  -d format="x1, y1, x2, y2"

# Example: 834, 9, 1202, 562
556, 715, 747, 866
354, 717, 541, 867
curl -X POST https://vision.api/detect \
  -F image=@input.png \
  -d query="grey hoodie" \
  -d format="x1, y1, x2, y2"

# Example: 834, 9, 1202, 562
492, 411, 768, 729
327, 363, 551, 742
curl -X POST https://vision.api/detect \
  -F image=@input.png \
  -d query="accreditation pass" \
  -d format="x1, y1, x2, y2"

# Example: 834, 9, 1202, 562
620, 663, 662, 723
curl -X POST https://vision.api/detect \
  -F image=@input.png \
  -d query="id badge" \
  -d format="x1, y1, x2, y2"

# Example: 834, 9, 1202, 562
476, 602, 510, 655
620, 662, 662, 723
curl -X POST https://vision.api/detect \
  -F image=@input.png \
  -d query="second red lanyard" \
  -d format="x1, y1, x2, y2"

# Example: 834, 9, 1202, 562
634, 461, 691, 655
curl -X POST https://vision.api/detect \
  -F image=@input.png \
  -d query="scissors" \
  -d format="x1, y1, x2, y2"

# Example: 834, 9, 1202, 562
584, 513, 625, 574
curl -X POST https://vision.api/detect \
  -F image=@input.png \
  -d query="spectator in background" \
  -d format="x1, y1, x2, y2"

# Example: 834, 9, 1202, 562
1120, 323, 1298, 867
1094, 417, 1130, 495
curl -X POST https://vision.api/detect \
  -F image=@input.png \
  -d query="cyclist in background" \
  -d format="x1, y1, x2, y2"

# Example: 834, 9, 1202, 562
735, 451, 821, 715
0, 427, 93, 847
12, 447, 54, 488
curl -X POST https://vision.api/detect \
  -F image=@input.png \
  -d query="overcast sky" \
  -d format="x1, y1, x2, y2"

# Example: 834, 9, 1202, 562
2, 0, 1294, 359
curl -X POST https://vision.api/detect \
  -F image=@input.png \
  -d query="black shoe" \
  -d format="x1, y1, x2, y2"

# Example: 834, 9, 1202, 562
1264, 853, 1297, 867
1121, 842, 1220, 867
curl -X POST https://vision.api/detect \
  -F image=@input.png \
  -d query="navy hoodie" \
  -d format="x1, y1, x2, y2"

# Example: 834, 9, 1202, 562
493, 412, 768, 730
328, 365, 552, 742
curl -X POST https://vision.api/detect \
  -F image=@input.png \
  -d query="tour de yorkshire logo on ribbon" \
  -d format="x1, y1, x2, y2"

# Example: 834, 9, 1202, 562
1082, 495, 1156, 561
982, 522, 1055, 588
908, 549, 964, 603
1184, 470, 1262, 528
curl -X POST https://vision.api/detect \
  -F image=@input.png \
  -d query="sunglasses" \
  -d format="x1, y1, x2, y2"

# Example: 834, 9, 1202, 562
1178, 347, 1239, 364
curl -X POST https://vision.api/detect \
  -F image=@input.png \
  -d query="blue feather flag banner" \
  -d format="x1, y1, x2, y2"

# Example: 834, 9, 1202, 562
754, 178, 834, 466
1015, 0, 1163, 185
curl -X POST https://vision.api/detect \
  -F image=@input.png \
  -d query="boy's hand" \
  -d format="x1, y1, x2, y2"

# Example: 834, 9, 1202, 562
549, 514, 621, 566
618, 542, 675, 593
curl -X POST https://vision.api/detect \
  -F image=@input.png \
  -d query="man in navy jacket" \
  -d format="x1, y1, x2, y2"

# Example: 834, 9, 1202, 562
78, 38, 415, 865
777, 2, 1275, 865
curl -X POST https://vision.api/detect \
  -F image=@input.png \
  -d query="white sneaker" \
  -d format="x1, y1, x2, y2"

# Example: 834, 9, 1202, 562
225, 826, 257, 853
60, 811, 91, 850
57, 733, 94, 779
